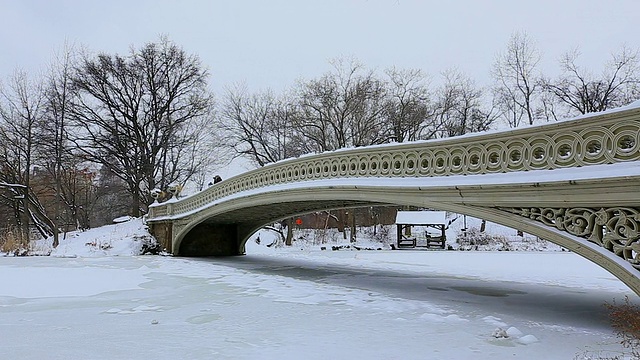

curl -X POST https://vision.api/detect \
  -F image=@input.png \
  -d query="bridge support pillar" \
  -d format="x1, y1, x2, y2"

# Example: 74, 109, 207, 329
178, 223, 242, 257
148, 222, 173, 253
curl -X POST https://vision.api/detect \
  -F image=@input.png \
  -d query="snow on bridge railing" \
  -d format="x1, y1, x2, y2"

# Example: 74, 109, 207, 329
147, 103, 640, 221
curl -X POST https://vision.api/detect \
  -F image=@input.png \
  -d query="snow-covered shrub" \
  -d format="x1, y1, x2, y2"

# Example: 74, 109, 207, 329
454, 227, 563, 251
362, 225, 394, 244
604, 296, 640, 359
290, 228, 348, 245
455, 227, 511, 251
84, 240, 113, 250
137, 234, 161, 255
0, 226, 29, 256
293, 229, 314, 245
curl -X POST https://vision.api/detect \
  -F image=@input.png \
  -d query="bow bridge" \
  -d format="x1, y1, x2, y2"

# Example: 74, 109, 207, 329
147, 103, 640, 295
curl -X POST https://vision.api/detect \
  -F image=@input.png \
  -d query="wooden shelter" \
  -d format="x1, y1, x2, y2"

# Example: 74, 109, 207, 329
395, 211, 447, 249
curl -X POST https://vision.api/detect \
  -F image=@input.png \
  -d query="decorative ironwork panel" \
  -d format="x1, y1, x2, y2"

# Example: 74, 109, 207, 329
501, 207, 640, 270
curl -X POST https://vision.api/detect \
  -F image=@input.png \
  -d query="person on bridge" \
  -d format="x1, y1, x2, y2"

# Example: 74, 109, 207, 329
208, 175, 223, 186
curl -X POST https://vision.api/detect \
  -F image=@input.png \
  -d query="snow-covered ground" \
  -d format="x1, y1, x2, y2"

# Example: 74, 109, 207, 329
0, 218, 637, 359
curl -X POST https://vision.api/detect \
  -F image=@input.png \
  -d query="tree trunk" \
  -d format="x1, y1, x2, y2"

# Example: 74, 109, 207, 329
337, 209, 346, 240
20, 189, 30, 241
349, 210, 356, 243
22, 137, 32, 241
285, 218, 293, 246
131, 186, 141, 217
52, 173, 60, 247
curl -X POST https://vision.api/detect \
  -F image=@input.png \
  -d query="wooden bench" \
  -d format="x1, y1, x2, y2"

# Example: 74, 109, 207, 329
397, 236, 417, 248
425, 234, 446, 249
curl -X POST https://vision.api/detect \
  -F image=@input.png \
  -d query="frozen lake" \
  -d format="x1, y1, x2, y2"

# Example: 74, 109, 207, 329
0, 248, 636, 359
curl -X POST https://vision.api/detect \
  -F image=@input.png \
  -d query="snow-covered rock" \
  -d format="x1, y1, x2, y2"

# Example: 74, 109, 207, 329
516, 334, 540, 345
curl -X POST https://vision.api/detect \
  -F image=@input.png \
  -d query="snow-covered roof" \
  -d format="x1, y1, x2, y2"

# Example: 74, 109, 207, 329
395, 211, 447, 225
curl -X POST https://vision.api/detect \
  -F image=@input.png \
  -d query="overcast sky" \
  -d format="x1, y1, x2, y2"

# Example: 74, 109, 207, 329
1, 0, 639, 94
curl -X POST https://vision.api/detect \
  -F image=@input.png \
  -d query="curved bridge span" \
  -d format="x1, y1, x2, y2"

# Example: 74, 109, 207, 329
147, 103, 640, 295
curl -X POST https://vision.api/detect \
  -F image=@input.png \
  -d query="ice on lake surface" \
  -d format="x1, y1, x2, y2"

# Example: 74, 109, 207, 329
0, 248, 635, 360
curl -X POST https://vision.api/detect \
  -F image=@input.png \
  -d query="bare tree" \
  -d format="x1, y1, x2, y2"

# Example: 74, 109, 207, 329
89, 164, 130, 226
69, 38, 215, 216
37, 43, 78, 246
220, 84, 300, 167
348, 72, 387, 147
541, 46, 640, 115
492, 31, 541, 127
382, 67, 436, 142
0, 70, 54, 238
434, 69, 496, 137
293, 58, 387, 152
536, 90, 563, 122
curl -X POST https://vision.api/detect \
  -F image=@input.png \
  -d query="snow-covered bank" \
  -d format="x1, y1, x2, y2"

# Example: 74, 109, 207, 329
3, 213, 564, 259
26, 217, 158, 257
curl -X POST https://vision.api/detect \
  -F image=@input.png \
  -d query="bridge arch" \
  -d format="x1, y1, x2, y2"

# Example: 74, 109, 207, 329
166, 175, 640, 296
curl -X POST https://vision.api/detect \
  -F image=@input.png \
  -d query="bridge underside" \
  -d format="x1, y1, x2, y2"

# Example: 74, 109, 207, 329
175, 199, 389, 256
195, 199, 386, 226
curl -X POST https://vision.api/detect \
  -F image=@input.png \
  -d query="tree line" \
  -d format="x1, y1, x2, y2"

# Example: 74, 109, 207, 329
222, 33, 639, 167
0, 33, 638, 248
0, 37, 221, 248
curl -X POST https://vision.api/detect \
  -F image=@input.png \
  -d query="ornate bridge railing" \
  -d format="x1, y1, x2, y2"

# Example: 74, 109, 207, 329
148, 103, 640, 221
